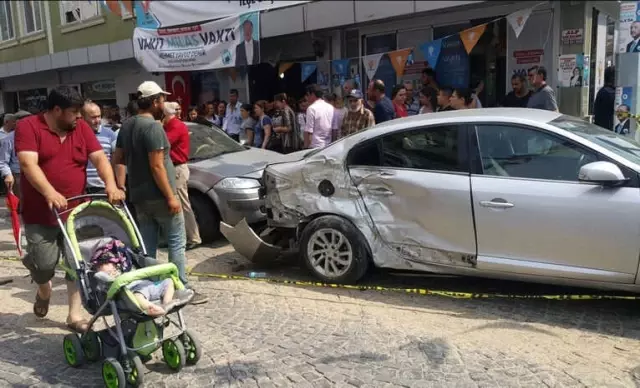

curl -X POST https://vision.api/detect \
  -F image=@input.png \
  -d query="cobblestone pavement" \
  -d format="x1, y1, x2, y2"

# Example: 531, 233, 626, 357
1, 208, 640, 387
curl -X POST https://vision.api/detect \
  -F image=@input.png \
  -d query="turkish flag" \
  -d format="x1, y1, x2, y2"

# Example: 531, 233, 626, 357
164, 72, 191, 119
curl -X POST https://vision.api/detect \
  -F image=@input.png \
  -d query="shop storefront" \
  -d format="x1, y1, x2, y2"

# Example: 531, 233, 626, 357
1, 58, 164, 115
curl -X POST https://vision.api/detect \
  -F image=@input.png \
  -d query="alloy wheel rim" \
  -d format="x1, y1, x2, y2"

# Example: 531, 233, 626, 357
307, 228, 353, 278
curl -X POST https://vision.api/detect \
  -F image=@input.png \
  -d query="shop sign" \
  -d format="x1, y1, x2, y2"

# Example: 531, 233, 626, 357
134, 11, 261, 72
82, 80, 116, 100
135, 0, 308, 28
513, 49, 544, 65
561, 29, 584, 45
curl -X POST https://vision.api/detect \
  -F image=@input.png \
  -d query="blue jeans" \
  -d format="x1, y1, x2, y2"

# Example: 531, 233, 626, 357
135, 200, 189, 287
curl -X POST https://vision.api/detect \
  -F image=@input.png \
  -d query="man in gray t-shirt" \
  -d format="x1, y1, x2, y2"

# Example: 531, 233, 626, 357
527, 66, 558, 112
112, 81, 208, 305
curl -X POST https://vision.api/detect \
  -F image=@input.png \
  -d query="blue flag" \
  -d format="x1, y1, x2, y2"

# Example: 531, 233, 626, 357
301, 62, 317, 83
332, 59, 350, 79
420, 39, 443, 69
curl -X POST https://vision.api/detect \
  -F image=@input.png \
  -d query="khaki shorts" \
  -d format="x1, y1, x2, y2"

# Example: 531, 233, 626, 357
22, 224, 73, 284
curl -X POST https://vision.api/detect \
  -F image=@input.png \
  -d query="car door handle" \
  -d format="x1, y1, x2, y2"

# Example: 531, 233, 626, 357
370, 187, 394, 196
378, 171, 395, 177
480, 200, 514, 209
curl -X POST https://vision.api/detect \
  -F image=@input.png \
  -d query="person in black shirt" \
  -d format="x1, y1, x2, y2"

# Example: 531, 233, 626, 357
436, 87, 455, 112
593, 66, 616, 131
501, 74, 532, 108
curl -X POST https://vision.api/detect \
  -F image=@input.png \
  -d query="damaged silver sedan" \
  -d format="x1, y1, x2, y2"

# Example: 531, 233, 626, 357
222, 108, 640, 292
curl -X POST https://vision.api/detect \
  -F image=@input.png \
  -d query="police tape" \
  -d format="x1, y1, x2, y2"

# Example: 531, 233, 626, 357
187, 271, 640, 300
1, 255, 639, 300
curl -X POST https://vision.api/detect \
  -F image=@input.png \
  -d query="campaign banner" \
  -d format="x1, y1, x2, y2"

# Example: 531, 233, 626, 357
133, 12, 260, 72
615, 86, 634, 136
618, 2, 640, 53
136, 0, 309, 28
558, 54, 584, 87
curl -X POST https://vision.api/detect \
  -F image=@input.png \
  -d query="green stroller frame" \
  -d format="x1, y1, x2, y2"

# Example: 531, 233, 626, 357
55, 194, 202, 388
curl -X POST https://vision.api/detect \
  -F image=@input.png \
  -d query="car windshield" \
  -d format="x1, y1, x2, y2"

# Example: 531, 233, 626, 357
187, 122, 246, 161
550, 115, 640, 166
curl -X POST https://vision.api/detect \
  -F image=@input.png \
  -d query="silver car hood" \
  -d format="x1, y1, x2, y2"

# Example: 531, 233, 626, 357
189, 147, 285, 178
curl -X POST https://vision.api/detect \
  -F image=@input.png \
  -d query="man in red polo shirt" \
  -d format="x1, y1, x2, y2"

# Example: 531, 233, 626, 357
15, 86, 124, 332
163, 102, 201, 249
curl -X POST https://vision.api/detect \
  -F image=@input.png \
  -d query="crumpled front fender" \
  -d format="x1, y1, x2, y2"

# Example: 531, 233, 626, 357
220, 219, 282, 262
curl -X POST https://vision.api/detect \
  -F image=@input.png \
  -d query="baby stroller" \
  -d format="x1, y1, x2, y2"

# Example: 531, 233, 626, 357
55, 194, 202, 388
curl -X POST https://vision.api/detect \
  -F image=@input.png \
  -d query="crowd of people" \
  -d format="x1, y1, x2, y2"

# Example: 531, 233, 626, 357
170, 65, 561, 156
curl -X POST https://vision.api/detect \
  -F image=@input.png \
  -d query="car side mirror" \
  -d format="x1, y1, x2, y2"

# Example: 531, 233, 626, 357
578, 161, 629, 186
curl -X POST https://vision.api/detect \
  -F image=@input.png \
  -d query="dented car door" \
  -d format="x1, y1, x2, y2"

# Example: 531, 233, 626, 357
347, 124, 477, 267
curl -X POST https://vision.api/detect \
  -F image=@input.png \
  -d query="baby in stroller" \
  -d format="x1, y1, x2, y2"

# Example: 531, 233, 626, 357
58, 195, 202, 388
90, 239, 180, 317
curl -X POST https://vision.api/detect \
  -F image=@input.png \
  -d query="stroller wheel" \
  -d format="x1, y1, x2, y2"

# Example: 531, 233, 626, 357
122, 351, 145, 387
162, 338, 186, 372
181, 330, 202, 365
102, 358, 126, 388
63, 334, 86, 367
81, 330, 102, 362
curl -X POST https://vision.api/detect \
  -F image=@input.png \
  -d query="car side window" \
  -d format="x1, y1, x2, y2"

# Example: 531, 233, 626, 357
476, 124, 598, 181
347, 140, 381, 166
379, 125, 462, 172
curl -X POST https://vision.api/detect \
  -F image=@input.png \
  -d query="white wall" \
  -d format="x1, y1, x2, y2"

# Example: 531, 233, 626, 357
114, 71, 165, 108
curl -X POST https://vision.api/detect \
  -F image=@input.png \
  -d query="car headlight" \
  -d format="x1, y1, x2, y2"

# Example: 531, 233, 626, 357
214, 177, 261, 190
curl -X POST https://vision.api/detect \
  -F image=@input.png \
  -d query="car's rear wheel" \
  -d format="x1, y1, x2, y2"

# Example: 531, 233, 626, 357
300, 215, 370, 284
189, 191, 221, 243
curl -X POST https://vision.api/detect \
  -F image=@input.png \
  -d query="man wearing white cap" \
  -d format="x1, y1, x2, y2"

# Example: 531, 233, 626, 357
112, 81, 208, 305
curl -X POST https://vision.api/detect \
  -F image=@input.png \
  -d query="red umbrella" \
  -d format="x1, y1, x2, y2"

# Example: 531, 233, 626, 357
5, 192, 22, 256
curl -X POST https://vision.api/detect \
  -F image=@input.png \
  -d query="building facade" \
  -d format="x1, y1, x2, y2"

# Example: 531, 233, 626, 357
0, 0, 623, 119
0, 0, 163, 114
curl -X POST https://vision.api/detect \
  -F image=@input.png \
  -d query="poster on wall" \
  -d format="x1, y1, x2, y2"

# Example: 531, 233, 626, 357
615, 87, 635, 136
561, 29, 584, 45
558, 54, 585, 87
135, 0, 308, 29
506, 10, 554, 88
133, 11, 260, 72
618, 1, 640, 53
435, 35, 469, 89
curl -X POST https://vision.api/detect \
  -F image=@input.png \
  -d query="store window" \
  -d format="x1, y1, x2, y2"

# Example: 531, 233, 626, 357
0, 1, 14, 41
82, 80, 117, 108
21, 1, 43, 35
59, 0, 100, 24
18, 88, 48, 114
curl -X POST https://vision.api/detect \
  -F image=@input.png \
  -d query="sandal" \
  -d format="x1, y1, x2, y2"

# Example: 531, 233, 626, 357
33, 292, 50, 318
66, 320, 90, 333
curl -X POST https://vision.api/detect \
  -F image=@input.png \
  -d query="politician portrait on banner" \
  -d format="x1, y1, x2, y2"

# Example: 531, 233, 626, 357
133, 11, 261, 72
235, 13, 261, 66
618, 2, 640, 53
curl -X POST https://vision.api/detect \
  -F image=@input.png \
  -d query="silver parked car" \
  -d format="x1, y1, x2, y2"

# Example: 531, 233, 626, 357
221, 108, 640, 292
186, 122, 287, 242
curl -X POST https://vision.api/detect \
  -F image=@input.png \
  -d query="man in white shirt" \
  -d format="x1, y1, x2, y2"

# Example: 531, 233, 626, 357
235, 19, 260, 66
223, 89, 243, 142
303, 85, 334, 149
0, 113, 15, 139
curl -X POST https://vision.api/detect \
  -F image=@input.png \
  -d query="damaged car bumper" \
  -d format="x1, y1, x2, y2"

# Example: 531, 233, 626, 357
220, 218, 282, 262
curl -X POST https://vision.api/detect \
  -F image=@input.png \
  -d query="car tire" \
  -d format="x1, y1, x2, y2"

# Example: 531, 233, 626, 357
300, 215, 370, 284
189, 191, 221, 243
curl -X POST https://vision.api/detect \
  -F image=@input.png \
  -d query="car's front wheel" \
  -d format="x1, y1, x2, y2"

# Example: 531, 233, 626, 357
189, 191, 221, 243
300, 215, 370, 284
